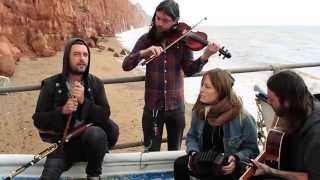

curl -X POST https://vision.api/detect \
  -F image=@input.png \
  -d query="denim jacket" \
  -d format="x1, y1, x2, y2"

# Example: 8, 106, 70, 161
186, 109, 259, 161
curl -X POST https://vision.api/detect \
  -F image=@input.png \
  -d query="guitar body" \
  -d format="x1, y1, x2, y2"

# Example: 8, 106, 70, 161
239, 128, 288, 180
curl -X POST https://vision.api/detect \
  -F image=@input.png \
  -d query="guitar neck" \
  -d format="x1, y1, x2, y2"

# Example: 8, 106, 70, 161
239, 151, 266, 180
240, 128, 286, 180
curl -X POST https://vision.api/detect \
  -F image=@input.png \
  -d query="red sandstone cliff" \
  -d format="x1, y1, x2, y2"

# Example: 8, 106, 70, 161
0, 0, 148, 77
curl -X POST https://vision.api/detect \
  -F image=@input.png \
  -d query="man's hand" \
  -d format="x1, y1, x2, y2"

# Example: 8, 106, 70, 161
221, 155, 236, 175
72, 81, 84, 104
62, 97, 78, 115
188, 152, 201, 176
140, 46, 164, 58
252, 160, 273, 176
201, 42, 220, 60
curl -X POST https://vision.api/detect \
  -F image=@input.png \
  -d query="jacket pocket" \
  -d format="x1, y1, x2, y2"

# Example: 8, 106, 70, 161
224, 136, 242, 153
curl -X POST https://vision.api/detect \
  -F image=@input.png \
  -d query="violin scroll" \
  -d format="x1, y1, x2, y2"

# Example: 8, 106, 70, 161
187, 32, 232, 59
219, 46, 232, 59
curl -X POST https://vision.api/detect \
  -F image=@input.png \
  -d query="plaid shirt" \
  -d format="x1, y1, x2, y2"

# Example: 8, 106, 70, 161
122, 34, 208, 111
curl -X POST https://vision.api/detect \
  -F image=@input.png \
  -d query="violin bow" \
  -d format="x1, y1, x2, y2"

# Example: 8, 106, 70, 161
141, 17, 207, 66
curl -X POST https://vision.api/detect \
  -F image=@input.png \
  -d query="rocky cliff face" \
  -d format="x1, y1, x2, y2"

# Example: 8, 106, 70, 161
0, 0, 148, 76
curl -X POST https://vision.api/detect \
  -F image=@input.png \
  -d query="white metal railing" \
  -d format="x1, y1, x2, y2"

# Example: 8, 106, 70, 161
1, 62, 320, 94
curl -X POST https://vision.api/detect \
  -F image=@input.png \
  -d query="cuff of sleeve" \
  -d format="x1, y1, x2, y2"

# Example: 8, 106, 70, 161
188, 151, 197, 156
198, 57, 208, 68
200, 56, 209, 63
130, 52, 142, 61
233, 154, 240, 163
234, 152, 246, 161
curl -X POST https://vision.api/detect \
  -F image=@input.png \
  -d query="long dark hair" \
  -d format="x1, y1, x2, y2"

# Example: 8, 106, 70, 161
267, 70, 314, 131
193, 68, 242, 116
147, 0, 179, 43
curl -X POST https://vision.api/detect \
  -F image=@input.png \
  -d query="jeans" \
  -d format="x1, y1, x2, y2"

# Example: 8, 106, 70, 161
142, 105, 185, 151
40, 126, 108, 180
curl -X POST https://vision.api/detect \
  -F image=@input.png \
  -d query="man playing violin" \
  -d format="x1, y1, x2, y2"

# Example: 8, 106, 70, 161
122, 0, 220, 151
250, 70, 320, 180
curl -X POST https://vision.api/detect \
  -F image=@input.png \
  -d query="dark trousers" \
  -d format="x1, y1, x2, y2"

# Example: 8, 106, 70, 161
174, 155, 193, 180
40, 126, 108, 180
142, 106, 185, 151
174, 155, 233, 180
249, 175, 285, 180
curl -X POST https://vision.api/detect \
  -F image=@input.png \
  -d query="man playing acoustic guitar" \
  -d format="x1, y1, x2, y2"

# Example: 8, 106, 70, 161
250, 70, 320, 180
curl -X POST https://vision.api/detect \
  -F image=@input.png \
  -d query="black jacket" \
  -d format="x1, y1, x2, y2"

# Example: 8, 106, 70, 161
32, 38, 111, 143
32, 74, 110, 133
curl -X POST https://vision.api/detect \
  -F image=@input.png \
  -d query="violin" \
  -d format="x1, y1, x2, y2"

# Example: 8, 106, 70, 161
141, 17, 231, 65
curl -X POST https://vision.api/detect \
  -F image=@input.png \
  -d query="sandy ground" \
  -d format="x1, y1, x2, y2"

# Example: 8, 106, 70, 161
0, 38, 192, 154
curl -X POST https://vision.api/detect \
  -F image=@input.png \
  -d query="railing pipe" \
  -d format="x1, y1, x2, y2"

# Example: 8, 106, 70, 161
1, 62, 320, 94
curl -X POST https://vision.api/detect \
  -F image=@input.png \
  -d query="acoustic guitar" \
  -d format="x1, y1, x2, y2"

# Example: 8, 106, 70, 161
239, 128, 288, 180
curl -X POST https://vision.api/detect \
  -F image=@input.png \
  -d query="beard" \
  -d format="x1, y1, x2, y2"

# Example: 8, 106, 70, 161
154, 27, 166, 42
153, 25, 174, 43
69, 64, 86, 75
273, 104, 288, 117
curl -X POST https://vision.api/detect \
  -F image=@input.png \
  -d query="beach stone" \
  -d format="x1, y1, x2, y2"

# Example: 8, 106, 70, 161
97, 45, 106, 50
98, 37, 108, 43
0, 55, 16, 77
29, 30, 56, 57
0, 36, 21, 57
120, 48, 130, 55
108, 47, 115, 52
41, 49, 56, 57
84, 38, 96, 48
113, 52, 120, 57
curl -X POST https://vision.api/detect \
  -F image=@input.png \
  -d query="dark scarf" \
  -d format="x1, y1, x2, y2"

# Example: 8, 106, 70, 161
205, 97, 241, 126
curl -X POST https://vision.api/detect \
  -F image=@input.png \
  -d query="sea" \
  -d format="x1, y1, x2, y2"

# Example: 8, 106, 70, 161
116, 26, 320, 118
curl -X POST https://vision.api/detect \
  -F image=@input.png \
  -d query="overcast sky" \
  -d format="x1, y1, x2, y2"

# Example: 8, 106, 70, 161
129, 0, 320, 25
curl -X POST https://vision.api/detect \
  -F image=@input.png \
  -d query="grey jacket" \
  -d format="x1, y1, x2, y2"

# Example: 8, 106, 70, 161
289, 100, 320, 180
